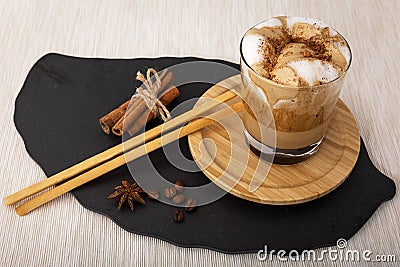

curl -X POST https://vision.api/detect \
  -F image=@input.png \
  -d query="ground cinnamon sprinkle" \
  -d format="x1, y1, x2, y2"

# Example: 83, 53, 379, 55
257, 25, 332, 77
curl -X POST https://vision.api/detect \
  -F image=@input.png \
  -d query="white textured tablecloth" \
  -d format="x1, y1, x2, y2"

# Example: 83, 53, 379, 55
1, 1, 399, 266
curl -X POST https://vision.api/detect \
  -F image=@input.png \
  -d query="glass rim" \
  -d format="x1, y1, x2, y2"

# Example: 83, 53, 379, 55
239, 16, 352, 90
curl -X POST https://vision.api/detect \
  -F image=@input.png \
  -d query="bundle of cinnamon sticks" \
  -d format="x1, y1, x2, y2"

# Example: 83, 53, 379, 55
99, 69, 180, 136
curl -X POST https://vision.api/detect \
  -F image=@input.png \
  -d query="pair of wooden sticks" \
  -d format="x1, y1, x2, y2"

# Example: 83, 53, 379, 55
3, 89, 241, 216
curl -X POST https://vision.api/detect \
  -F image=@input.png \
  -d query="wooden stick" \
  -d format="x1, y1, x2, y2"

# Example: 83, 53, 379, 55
3, 89, 237, 206
15, 101, 243, 216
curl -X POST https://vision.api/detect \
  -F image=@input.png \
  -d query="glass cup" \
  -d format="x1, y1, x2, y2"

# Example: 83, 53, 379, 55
239, 16, 352, 164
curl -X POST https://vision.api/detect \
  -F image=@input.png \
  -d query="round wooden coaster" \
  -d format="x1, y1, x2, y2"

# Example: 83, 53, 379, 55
188, 75, 361, 205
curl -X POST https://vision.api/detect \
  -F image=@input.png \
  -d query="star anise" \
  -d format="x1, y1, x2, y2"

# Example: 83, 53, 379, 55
107, 180, 146, 211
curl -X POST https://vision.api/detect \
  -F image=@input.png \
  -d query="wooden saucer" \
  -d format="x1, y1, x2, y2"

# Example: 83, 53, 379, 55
188, 75, 360, 205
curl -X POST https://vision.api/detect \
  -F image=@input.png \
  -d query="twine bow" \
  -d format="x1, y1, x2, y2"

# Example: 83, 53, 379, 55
134, 68, 171, 121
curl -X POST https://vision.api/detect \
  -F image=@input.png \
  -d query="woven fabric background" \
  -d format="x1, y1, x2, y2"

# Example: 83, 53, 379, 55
0, 1, 398, 266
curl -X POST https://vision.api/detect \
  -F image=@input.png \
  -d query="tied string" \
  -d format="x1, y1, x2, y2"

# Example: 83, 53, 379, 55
134, 68, 171, 121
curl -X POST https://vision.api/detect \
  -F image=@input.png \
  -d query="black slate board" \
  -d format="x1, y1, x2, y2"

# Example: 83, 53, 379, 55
14, 53, 396, 254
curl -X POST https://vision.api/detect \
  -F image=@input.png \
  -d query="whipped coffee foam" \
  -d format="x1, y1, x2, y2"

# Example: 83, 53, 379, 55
241, 16, 350, 87
241, 34, 264, 66
285, 16, 338, 37
288, 59, 339, 86
333, 42, 351, 64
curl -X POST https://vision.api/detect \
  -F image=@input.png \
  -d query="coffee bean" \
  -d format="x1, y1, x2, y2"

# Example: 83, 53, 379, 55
185, 198, 197, 212
172, 194, 185, 204
174, 181, 185, 193
164, 187, 177, 199
173, 210, 184, 222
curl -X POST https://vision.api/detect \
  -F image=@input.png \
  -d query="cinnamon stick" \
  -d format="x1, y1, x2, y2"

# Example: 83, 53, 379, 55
111, 72, 174, 135
123, 71, 174, 121
112, 86, 180, 136
98, 69, 171, 134
127, 86, 180, 136
99, 101, 129, 134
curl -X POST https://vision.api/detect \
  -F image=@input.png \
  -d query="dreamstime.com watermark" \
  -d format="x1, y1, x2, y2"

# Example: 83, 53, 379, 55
257, 239, 396, 263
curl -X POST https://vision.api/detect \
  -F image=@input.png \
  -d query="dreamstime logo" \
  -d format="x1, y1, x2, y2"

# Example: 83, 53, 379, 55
121, 61, 276, 207
257, 238, 396, 263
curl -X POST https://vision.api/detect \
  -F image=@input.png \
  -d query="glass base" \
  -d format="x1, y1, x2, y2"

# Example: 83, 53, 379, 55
244, 130, 322, 165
